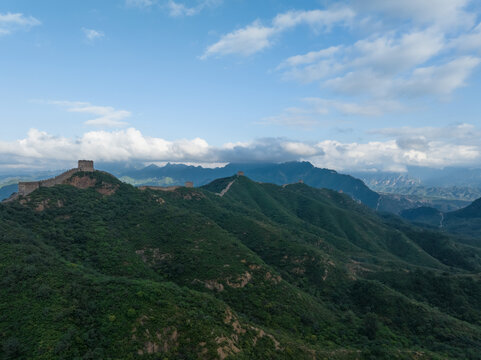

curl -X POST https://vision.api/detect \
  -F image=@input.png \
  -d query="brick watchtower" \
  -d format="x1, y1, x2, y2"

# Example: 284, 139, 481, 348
78, 160, 94, 172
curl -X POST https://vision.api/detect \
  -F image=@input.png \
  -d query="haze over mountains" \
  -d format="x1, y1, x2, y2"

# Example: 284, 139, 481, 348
355, 167, 481, 202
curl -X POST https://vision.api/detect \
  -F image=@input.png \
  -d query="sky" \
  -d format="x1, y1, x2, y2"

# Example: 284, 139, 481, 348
1, 0, 481, 173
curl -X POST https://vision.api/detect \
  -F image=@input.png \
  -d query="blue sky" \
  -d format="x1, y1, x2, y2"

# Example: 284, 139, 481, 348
1, 0, 481, 172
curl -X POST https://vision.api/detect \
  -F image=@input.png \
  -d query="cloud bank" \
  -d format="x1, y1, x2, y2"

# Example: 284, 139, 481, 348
1, 126, 480, 172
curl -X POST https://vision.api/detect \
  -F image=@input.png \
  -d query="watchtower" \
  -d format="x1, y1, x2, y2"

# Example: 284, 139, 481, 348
185, 181, 194, 188
78, 160, 94, 172
237, 171, 245, 176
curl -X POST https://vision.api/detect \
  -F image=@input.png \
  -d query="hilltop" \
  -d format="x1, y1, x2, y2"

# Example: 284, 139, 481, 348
2, 168, 481, 359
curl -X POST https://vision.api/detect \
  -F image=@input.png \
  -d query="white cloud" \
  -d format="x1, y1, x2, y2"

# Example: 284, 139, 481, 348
397, 56, 480, 97
0, 12, 41, 36
304, 98, 402, 117
202, 21, 277, 58
166, 0, 198, 16
323, 56, 480, 100
49, 101, 131, 127
201, 7, 354, 59
279, 24, 480, 102
312, 138, 479, 172
278, 46, 342, 69
166, 0, 221, 17
82, 28, 104, 42
271, 7, 355, 31
271, 1, 481, 116
350, 29, 445, 74
264, 97, 402, 126
0, 129, 322, 166
125, 0, 156, 8
372, 123, 481, 145
2, 125, 481, 171
451, 22, 481, 52
125, 0, 221, 16
280, 28, 446, 84
261, 106, 325, 128
351, 0, 475, 30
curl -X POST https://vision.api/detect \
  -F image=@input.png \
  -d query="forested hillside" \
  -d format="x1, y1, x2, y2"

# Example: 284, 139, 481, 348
1, 171, 481, 359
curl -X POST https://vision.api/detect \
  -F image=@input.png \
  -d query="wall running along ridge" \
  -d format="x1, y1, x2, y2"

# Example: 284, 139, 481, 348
17, 160, 94, 197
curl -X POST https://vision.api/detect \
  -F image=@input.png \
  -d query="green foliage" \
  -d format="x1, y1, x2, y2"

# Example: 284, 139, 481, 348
1, 171, 481, 359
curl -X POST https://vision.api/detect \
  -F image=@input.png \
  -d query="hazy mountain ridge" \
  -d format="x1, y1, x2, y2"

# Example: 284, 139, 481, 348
2, 170, 481, 358
355, 168, 481, 203
119, 161, 381, 208
1, 162, 477, 215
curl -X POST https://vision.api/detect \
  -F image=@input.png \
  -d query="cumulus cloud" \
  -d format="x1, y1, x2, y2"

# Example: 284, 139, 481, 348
267, 0, 481, 118
450, 22, 481, 52
263, 97, 402, 126
280, 28, 450, 91
166, 0, 221, 17
0, 12, 41, 36
2, 125, 481, 172
82, 28, 104, 42
0, 129, 322, 167
278, 24, 480, 107
49, 101, 131, 127
125, 0, 156, 8
351, 0, 475, 30
125, 0, 221, 16
201, 7, 354, 58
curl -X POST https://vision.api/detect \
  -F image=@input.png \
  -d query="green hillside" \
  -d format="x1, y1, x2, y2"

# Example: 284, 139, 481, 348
2, 171, 481, 359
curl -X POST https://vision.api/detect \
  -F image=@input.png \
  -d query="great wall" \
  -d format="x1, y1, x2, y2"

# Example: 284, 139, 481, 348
2, 160, 200, 202
1, 161, 252, 203
16, 160, 95, 197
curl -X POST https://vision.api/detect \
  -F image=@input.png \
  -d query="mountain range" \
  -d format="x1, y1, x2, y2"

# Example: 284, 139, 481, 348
2, 169, 481, 359
1, 162, 476, 215
354, 167, 481, 203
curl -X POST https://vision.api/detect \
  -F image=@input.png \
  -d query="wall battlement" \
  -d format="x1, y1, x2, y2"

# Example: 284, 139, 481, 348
17, 160, 95, 197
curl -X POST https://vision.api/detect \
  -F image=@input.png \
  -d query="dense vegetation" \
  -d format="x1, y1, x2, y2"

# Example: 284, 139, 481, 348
1, 171, 481, 359
400, 197, 481, 239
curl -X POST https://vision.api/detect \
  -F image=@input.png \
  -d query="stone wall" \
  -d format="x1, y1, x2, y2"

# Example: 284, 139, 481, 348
17, 160, 95, 197
18, 182, 40, 196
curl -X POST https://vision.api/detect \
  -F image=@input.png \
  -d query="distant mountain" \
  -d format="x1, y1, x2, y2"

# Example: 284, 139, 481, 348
1, 161, 471, 214
357, 166, 481, 188
2, 169, 481, 358
353, 172, 421, 190
118, 161, 382, 208
452, 197, 481, 219
354, 168, 481, 202
117, 161, 473, 213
